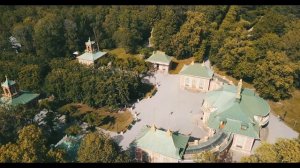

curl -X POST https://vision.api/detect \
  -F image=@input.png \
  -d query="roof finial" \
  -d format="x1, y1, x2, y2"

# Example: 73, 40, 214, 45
5, 75, 8, 81
88, 37, 91, 42
151, 124, 156, 132
236, 79, 242, 102
166, 129, 172, 136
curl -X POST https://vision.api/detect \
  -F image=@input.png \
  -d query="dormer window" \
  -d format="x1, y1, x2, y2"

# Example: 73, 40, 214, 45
219, 119, 227, 129
241, 123, 248, 130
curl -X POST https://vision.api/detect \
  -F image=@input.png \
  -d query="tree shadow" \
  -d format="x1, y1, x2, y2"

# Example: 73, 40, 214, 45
170, 61, 178, 71
99, 115, 116, 126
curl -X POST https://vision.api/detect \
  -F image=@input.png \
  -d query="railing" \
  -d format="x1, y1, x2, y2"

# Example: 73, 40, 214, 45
183, 131, 233, 160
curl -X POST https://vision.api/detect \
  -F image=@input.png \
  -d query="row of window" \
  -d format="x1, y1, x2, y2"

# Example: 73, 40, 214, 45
184, 77, 204, 89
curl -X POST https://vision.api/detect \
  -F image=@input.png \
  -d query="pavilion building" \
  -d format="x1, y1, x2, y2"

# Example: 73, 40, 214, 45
179, 62, 213, 92
135, 125, 190, 163
145, 51, 173, 74
76, 38, 107, 66
0, 76, 39, 106
202, 79, 270, 153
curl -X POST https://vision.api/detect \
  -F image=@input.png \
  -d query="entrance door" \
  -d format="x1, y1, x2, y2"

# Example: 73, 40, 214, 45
192, 79, 196, 89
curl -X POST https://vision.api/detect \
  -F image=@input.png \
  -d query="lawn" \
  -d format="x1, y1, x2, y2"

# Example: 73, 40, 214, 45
212, 66, 300, 133
104, 48, 142, 60
268, 90, 300, 133
169, 57, 195, 74
59, 103, 134, 133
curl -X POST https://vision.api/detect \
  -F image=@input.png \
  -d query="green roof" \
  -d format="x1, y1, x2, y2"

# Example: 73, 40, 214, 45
205, 84, 270, 139
0, 91, 39, 106
145, 51, 173, 65
179, 63, 213, 79
77, 51, 107, 62
55, 134, 83, 161
135, 125, 189, 160
1, 78, 16, 88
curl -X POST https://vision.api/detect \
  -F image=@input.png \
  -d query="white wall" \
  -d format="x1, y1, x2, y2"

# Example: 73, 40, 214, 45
231, 134, 255, 153
180, 75, 211, 92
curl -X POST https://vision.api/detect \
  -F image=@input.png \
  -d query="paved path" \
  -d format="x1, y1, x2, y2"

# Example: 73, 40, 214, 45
117, 73, 208, 150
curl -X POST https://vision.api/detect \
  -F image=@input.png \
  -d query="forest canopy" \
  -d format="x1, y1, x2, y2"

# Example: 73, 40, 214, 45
0, 5, 299, 102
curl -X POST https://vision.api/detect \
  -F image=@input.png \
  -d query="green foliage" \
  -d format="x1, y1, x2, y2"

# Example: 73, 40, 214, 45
77, 132, 130, 163
0, 106, 37, 144
194, 151, 217, 163
0, 125, 47, 163
171, 11, 207, 59
65, 124, 82, 136
18, 64, 41, 92
253, 51, 295, 101
241, 138, 300, 163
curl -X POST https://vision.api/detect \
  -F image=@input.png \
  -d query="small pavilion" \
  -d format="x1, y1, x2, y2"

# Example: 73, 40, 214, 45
134, 124, 190, 163
76, 38, 107, 66
145, 51, 173, 74
179, 61, 214, 92
0, 76, 39, 106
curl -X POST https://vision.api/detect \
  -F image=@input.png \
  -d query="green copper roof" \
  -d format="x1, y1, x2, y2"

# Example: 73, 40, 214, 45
77, 51, 107, 62
205, 84, 270, 139
55, 134, 83, 162
135, 125, 189, 160
1, 78, 16, 87
145, 51, 173, 65
179, 63, 213, 79
0, 91, 39, 106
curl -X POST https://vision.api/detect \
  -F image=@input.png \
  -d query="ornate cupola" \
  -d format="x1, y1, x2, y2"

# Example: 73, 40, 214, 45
1, 75, 19, 98
85, 37, 96, 53
236, 79, 243, 102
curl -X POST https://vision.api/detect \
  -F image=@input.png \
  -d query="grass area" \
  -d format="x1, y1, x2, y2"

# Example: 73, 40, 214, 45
169, 57, 195, 74
58, 103, 133, 133
212, 66, 300, 133
268, 90, 300, 133
104, 48, 142, 60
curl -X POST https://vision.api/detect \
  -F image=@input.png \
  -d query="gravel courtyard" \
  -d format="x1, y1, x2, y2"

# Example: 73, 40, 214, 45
117, 72, 209, 150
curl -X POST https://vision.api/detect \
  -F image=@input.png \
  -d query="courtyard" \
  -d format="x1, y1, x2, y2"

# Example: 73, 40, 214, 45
116, 72, 209, 150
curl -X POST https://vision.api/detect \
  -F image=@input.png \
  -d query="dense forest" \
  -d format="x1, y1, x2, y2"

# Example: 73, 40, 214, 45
0, 5, 299, 102
0, 5, 300, 163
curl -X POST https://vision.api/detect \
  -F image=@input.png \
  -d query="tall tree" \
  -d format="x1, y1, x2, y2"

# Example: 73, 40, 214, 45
77, 132, 130, 163
253, 51, 295, 101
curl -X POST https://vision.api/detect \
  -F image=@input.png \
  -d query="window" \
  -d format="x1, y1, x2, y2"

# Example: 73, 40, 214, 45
199, 80, 204, 89
185, 77, 190, 87
236, 136, 246, 149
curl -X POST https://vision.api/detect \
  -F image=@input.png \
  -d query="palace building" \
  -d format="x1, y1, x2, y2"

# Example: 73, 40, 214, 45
0, 76, 39, 106
202, 79, 270, 153
179, 62, 213, 92
76, 38, 107, 66
135, 125, 190, 163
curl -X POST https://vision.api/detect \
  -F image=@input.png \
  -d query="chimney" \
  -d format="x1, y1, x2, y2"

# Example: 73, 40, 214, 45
191, 60, 194, 65
166, 129, 172, 136
236, 79, 242, 102
151, 124, 156, 132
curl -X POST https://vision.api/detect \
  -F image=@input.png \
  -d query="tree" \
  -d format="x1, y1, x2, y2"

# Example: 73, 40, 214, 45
34, 13, 65, 58
18, 64, 41, 91
253, 51, 295, 101
0, 125, 47, 163
241, 139, 300, 163
171, 11, 207, 60
194, 151, 217, 163
77, 132, 130, 163
151, 7, 182, 55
